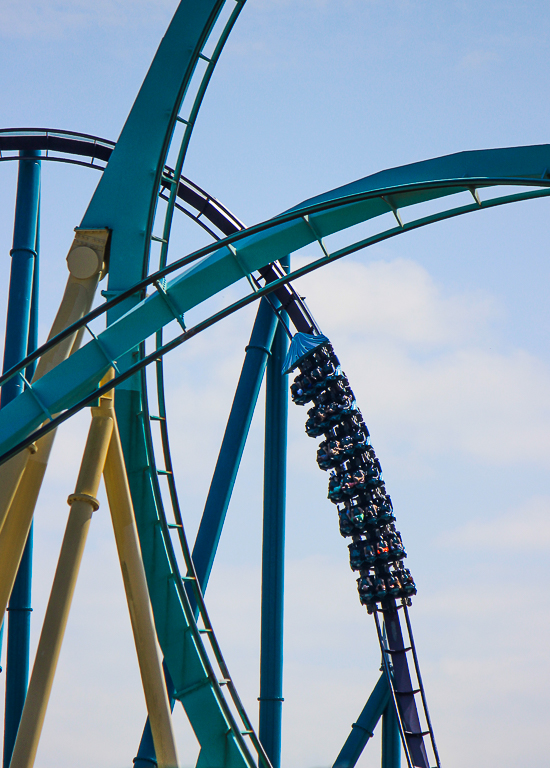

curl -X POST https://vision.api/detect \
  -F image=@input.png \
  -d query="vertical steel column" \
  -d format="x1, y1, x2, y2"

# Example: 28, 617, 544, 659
2, 150, 40, 768
333, 674, 390, 768
381, 703, 401, 768
192, 297, 279, 596
259, 258, 289, 768
134, 297, 279, 766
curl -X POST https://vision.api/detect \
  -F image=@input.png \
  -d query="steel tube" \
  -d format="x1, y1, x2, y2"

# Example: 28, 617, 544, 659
9, 394, 114, 768
103, 413, 179, 768
382, 703, 402, 768
258, 259, 289, 768
135, 299, 279, 764
333, 674, 390, 768
192, 297, 279, 595
2, 149, 40, 768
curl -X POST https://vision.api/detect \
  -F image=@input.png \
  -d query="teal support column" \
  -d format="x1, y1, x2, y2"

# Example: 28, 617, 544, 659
2, 150, 40, 768
192, 297, 279, 595
134, 297, 279, 766
381, 703, 401, 768
333, 674, 390, 768
259, 258, 289, 768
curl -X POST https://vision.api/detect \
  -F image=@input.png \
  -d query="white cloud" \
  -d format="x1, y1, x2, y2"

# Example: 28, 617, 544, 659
297, 257, 497, 348
436, 495, 550, 551
293, 257, 550, 465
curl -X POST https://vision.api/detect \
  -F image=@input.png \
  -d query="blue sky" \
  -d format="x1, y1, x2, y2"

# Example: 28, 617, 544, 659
0, 1, 549, 767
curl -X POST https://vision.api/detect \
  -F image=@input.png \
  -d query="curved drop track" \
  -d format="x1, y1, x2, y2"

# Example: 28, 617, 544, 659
1, 3, 550, 766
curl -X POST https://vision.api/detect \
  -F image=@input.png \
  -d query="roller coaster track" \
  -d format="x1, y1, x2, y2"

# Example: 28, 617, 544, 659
2, 149, 550, 460
0, 127, 316, 768
1, 148, 550, 768
2, 2, 550, 765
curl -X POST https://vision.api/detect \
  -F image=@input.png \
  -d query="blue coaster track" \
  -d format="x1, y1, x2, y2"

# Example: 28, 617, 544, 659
0, 3, 549, 768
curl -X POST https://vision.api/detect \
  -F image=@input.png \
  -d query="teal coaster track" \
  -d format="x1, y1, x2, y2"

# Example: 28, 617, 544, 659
0, 2, 549, 768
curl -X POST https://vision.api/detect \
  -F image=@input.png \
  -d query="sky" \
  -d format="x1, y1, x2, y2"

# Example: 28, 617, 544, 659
1, 1, 550, 767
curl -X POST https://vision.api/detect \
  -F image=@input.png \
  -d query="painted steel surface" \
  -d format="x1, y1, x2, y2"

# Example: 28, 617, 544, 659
259, 303, 289, 768
9, 393, 114, 768
115, 389, 254, 768
1, 145, 550, 458
2, 150, 41, 768
333, 674, 390, 768
3, 15, 550, 763
192, 297, 279, 597
81, 0, 228, 301
60, 2, 262, 763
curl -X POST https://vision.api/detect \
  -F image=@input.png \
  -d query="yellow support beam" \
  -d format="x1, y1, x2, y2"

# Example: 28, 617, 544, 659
103, 413, 179, 768
0, 228, 109, 538
0, 231, 110, 638
9, 385, 114, 768
0, 431, 55, 627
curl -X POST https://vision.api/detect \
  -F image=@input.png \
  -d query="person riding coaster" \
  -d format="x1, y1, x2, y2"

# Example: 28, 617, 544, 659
327, 471, 346, 502
348, 538, 377, 570
385, 571, 401, 596
293, 338, 417, 609
357, 574, 377, 608
291, 373, 315, 405
316, 439, 343, 470
393, 566, 417, 597
305, 401, 358, 437
338, 509, 356, 537
374, 575, 387, 600
387, 529, 406, 560
337, 500, 377, 536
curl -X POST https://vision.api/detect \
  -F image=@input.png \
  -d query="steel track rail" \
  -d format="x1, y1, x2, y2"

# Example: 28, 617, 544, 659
1, 175, 549, 400
0, 178, 549, 467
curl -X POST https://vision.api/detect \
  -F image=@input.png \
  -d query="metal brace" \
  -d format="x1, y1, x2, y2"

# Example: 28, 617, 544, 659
468, 187, 482, 206
302, 214, 330, 258
381, 195, 404, 227
153, 279, 186, 332
85, 324, 120, 374
19, 373, 54, 423
227, 243, 259, 292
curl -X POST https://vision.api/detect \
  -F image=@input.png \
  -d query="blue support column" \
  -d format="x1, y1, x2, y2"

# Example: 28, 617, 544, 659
333, 674, 390, 768
134, 298, 279, 766
2, 149, 40, 768
258, 258, 289, 768
381, 703, 401, 768
192, 297, 279, 594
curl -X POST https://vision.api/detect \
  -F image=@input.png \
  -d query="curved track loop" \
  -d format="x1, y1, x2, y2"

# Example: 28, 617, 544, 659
0, 129, 316, 767
3, 143, 550, 767
0, 128, 242, 240
2, 147, 550, 458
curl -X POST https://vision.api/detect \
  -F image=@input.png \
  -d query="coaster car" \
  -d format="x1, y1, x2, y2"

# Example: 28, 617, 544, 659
349, 502, 377, 528
387, 530, 406, 561
316, 439, 344, 470
327, 471, 346, 503
375, 537, 390, 561
348, 539, 377, 570
394, 567, 417, 597
373, 576, 387, 600
291, 374, 315, 405
357, 575, 376, 607
338, 510, 356, 537
385, 572, 401, 597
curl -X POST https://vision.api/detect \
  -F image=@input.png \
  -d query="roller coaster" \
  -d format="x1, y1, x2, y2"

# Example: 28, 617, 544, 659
0, 3, 548, 768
